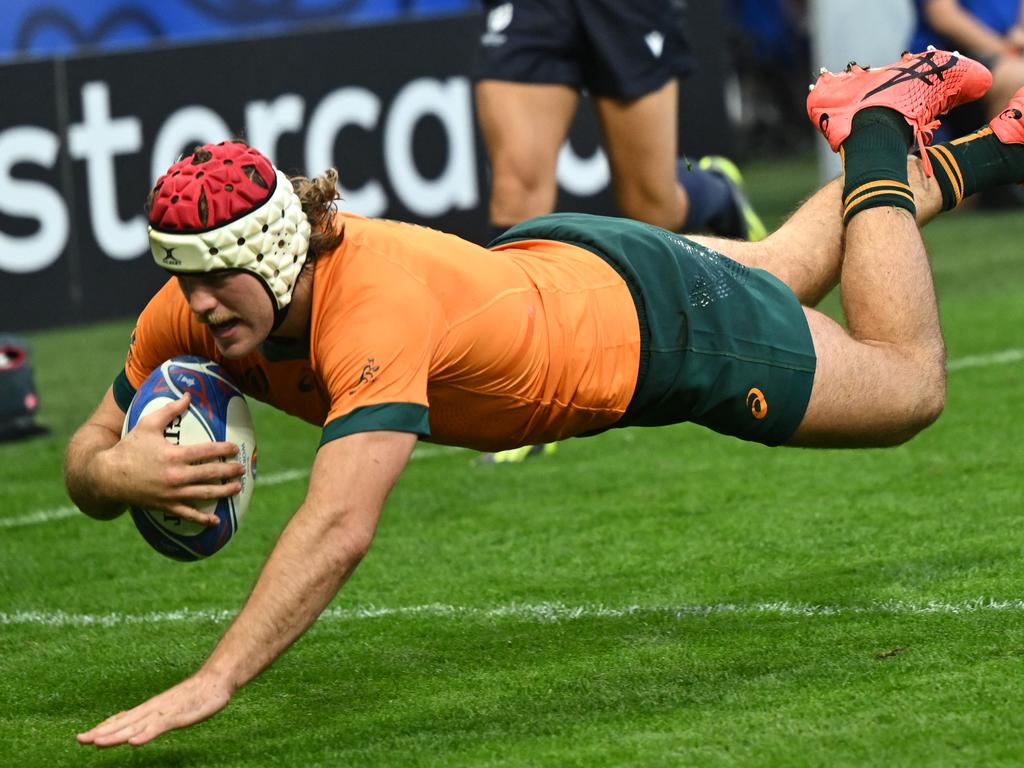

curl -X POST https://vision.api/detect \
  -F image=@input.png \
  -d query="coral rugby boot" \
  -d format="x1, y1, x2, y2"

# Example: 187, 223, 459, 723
807, 47, 992, 174
990, 86, 1024, 145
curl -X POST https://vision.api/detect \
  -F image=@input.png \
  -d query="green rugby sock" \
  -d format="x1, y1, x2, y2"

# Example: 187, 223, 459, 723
841, 108, 915, 225
923, 127, 1024, 210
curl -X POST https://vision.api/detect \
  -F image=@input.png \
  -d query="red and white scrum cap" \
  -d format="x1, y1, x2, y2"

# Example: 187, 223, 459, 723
147, 141, 311, 309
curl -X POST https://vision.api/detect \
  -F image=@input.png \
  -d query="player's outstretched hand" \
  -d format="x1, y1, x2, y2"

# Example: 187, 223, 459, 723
77, 672, 232, 748
109, 392, 244, 525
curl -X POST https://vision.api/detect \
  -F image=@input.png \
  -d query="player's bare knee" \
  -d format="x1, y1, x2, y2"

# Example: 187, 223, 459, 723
901, 354, 946, 438
617, 186, 682, 231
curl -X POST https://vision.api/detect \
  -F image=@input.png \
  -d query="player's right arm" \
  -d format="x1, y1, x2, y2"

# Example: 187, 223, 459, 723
63, 386, 242, 524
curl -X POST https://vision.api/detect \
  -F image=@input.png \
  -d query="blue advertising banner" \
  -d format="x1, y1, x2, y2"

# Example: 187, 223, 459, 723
3, 0, 473, 62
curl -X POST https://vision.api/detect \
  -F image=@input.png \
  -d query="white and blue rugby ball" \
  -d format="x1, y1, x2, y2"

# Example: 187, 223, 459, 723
122, 356, 257, 561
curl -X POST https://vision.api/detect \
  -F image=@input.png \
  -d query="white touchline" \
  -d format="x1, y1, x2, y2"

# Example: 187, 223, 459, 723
3, 347, 1021, 531
3, 598, 1024, 628
0, 444, 464, 530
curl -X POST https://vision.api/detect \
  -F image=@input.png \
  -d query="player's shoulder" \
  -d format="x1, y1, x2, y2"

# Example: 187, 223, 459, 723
137, 275, 191, 324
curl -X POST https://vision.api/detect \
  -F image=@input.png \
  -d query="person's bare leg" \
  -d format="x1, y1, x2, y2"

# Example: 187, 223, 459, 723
475, 80, 579, 227
788, 204, 945, 447
687, 154, 944, 306
593, 80, 688, 230
986, 55, 1024, 118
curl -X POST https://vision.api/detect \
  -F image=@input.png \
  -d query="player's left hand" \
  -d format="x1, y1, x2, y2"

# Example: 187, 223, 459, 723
76, 671, 232, 748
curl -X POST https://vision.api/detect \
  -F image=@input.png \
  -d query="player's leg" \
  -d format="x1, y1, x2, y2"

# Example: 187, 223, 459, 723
475, 80, 579, 231
686, 157, 942, 307
594, 83, 766, 239
986, 54, 1024, 119
789, 206, 945, 446
693, 84, 1024, 308
592, 80, 687, 231
784, 50, 991, 446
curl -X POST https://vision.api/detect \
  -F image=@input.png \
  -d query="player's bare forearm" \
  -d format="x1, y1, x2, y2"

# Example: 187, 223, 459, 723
76, 430, 417, 748
64, 419, 128, 520
201, 432, 416, 689
925, 0, 1011, 57
217, 497, 379, 681
77, 499, 378, 749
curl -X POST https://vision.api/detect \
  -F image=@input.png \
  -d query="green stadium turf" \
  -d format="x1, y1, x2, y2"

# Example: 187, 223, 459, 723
2, 154, 1024, 766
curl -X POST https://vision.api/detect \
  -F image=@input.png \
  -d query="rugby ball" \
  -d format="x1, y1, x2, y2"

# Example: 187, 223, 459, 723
122, 356, 257, 561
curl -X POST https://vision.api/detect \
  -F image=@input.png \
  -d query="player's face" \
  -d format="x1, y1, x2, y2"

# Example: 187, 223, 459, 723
177, 272, 274, 358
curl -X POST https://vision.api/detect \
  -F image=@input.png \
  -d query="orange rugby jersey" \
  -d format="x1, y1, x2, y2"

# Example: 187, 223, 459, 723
117, 214, 642, 451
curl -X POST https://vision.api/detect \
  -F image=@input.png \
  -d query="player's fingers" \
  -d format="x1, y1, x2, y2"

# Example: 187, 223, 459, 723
78, 708, 133, 740
127, 720, 171, 747
140, 393, 191, 431
78, 709, 144, 745
166, 503, 219, 527
181, 482, 243, 504
180, 461, 245, 485
180, 440, 239, 464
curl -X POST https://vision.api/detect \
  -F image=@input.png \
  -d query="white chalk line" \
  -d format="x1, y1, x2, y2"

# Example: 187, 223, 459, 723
946, 347, 1024, 371
0, 444, 464, 530
3, 598, 1024, 628
3, 347, 1020, 532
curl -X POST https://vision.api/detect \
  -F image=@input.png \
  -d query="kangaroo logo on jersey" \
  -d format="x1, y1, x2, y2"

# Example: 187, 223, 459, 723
349, 358, 380, 395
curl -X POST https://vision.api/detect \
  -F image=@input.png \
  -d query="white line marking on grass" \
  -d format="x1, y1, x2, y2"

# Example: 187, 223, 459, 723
3, 444, 465, 530
948, 347, 1024, 371
5, 598, 1024, 628
0, 506, 78, 529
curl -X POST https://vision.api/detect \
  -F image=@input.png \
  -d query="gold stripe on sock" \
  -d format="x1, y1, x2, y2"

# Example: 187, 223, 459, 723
844, 178, 912, 206
950, 127, 993, 145
928, 145, 963, 206
843, 180, 913, 210
843, 188, 916, 219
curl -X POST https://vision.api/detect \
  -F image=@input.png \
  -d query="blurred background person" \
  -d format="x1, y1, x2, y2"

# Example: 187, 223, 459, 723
472, 0, 767, 246
722, 0, 812, 159
911, 0, 1024, 118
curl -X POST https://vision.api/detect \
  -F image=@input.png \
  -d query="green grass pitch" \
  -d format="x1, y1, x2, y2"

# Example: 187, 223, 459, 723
2, 154, 1024, 767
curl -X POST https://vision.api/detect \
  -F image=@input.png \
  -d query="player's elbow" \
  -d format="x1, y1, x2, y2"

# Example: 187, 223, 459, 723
318, 511, 377, 570
888, 369, 947, 445
63, 456, 125, 521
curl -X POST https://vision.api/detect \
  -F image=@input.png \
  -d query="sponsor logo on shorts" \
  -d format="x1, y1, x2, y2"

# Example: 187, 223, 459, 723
644, 30, 664, 59
746, 387, 768, 420
482, 3, 512, 47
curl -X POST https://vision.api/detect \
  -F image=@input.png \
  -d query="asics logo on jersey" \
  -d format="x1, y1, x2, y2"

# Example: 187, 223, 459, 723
862, 51, 958, 101
746, 387, 768, 420
348, 358, 380, 395
161, 247, 181, 266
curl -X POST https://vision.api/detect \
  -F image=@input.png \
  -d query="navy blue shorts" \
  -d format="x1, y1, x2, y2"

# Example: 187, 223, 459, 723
473, 0, 694, 99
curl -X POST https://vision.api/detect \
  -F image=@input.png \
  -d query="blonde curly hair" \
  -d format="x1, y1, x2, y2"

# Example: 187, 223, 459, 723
288, 168, 345, 263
